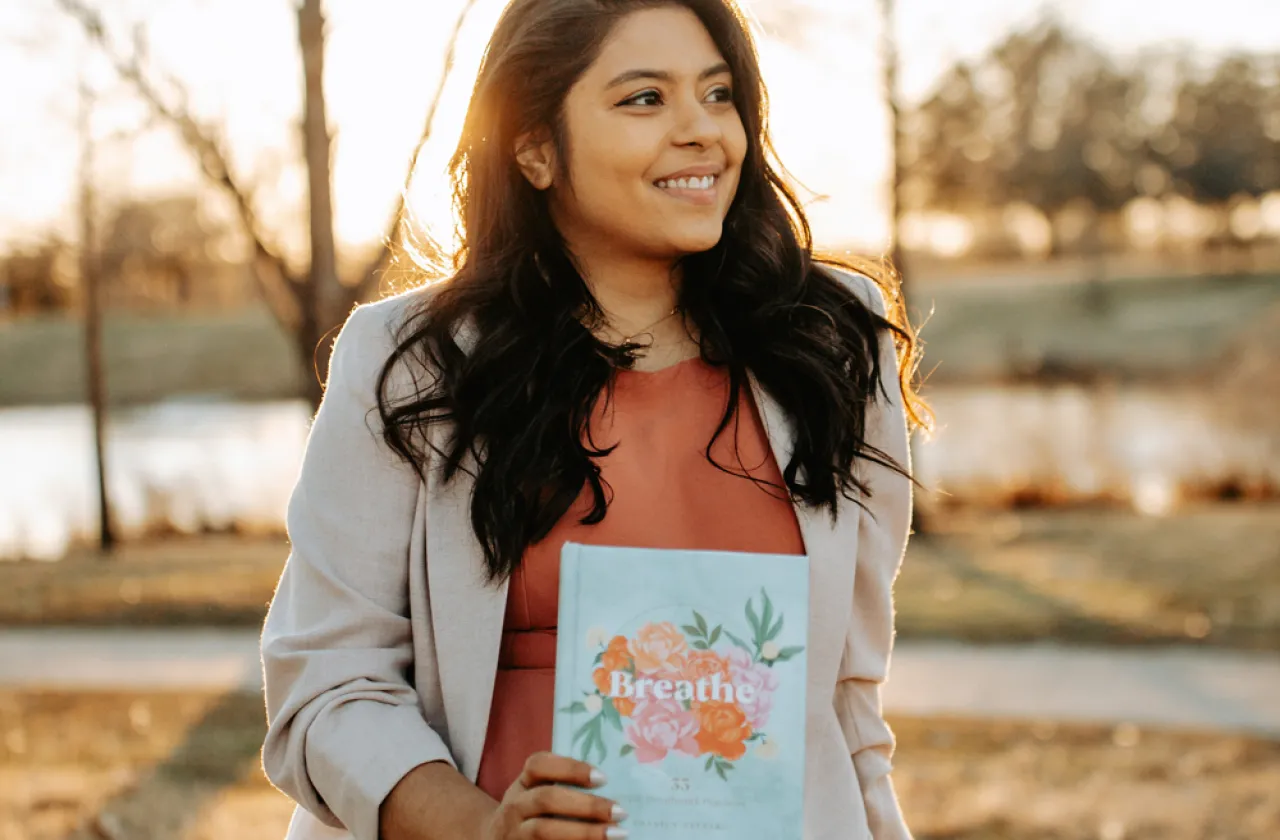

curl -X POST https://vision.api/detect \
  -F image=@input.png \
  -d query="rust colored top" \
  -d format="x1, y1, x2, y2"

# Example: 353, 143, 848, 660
475, 356, 805, 798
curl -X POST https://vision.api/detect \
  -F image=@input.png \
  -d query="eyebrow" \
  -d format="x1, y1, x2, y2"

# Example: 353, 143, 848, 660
605, 62, 732, 89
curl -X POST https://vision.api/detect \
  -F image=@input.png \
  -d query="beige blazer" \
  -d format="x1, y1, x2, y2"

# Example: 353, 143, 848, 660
260, 269, 914, 840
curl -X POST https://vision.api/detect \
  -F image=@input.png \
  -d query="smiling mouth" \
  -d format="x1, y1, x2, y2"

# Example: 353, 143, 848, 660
654, 174, 719, 192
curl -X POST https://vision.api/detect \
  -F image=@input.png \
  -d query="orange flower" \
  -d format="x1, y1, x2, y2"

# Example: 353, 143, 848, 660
612, 695, 635, 717
629, 622, 688, 673
592, 667, 612, 695
679, 649, 731, 689
694, 701, 752, 761
601, 635, 632, 673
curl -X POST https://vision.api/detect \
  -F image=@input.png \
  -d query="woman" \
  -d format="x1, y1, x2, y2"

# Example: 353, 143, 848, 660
261, 1, 928, 839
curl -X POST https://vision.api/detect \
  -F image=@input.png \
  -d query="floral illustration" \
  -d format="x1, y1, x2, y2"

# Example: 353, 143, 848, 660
558, 588, 804, 781
628, 621, 688, 672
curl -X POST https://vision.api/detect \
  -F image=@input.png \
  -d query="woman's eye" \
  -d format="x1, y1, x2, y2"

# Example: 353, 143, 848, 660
622, 89, 663, 107
706, 85, 733, 103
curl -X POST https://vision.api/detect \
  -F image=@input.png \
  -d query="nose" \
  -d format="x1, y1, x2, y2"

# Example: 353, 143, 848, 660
671, 96, 723, 149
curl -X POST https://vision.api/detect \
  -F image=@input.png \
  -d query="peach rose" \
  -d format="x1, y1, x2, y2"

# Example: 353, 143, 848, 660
694, 701, 752, 761
601, 635, 632, 673
628, 622, 688, 673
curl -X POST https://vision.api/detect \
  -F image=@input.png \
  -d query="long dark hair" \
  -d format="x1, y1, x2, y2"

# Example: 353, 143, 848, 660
377, 0, 929, 582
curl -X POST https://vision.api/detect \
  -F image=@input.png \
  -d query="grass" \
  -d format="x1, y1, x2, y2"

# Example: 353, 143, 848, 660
0, 308, 304, 407
2, 271, 1278, 406
2, 503, 1279, 653
910, 270, 1280, 384
1, 690, 1276, 840
896, 502, 1280, 650
0, 535, 286, 627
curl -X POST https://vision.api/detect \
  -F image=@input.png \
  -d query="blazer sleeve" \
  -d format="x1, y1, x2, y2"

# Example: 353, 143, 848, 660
832, 271, 915, 839
260, 299, 457, 840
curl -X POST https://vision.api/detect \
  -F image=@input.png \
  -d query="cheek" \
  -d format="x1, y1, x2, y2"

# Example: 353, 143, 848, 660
568, 140, 658, 212
725, 116, 749, 167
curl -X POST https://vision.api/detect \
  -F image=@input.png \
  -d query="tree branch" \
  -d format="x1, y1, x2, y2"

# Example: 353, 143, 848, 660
55, 0, 303, 331
353, 0, 480, 303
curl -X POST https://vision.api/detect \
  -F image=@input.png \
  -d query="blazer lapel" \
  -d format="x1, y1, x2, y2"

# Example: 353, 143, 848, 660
748, 373, 861, 684
424, 317, 509, 781
425, 458, 508, 781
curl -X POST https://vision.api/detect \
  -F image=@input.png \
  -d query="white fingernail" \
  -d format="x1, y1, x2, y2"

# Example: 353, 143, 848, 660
589, 768, 608, 787
606, 828, 629, 840
611, 804, 628, 822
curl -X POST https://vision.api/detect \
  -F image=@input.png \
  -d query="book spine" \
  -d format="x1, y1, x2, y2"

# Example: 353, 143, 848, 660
551, 541, 581, 759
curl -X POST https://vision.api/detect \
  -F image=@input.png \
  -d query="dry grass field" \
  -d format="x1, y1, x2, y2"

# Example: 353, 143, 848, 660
4, 503, 1278, 653
2, 690, 1276, 840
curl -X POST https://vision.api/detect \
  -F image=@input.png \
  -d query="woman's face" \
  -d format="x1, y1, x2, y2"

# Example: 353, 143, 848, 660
522, 6, 749, 262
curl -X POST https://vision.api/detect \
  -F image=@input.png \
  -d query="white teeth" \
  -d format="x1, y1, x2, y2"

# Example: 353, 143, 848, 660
657, 175, 717, 191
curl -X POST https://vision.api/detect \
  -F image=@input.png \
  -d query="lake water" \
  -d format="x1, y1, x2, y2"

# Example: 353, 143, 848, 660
1, 387, 1275, 561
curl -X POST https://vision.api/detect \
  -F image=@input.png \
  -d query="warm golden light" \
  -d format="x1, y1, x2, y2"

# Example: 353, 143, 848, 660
0, 0, 1276, 255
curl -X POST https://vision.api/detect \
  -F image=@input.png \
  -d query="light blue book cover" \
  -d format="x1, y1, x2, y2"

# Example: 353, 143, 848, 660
553, 542, 809, 840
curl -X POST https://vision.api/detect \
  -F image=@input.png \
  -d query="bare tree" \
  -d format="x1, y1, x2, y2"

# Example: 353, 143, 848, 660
56, 0, 481, 409
878, 0, 906, 291
78, 72, 114, 552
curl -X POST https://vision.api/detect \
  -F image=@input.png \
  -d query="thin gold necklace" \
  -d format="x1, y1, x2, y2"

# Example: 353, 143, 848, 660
611, 305, 681, 346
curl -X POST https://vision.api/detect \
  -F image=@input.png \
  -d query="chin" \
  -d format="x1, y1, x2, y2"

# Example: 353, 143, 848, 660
665, 225, 726, 256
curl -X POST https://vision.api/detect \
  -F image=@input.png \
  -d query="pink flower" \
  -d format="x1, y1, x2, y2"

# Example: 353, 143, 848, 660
624, 695, 699, 763
727, 646, 780, 729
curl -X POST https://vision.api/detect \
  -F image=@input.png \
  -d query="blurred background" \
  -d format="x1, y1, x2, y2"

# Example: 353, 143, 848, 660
1, 0, 1278, 838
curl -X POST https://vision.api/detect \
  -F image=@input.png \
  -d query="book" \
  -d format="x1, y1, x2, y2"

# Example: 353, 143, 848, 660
553, 541, 810, 840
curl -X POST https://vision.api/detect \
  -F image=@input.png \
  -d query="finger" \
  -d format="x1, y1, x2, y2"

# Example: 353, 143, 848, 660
519, 752, 604, 789
513, 783, 622, 825
517, 817, 627, 840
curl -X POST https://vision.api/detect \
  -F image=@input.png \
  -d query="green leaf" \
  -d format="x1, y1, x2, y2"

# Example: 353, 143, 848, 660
715, 763, 728, 781
681, 624, 702, 639
745, 598, 761, 639
620, 744, 634, 757
559, 701, 588, 714
572, 722, 591, 746
766, 615, 784, 642
708, 626, 722, 646
583, 720, 606, 766
593, 651, 604, 665
723, 630, 751, 651
694, 611, 708, 636
760, 589, 774, 643
603, 700, 624, 731
705, 755, 715, 771
692, 640, 708, 650
776, 645, 805, 661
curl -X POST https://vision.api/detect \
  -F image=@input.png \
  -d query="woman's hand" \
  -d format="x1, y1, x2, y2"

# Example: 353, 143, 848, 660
482, 752, 627, 840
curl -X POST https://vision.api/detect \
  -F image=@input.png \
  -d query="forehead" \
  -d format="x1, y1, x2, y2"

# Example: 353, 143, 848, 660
585, 6, 728, 82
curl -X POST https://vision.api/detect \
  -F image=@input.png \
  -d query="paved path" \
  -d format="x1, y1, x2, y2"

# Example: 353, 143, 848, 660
3, 629, 1278, 737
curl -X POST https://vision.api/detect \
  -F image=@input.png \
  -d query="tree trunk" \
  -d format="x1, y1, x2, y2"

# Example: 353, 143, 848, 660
297, 307, 326, 413
878, 0, 906, 294
79, 76, 115, 553
298, 0, 340, 407
877, 0, 929, 534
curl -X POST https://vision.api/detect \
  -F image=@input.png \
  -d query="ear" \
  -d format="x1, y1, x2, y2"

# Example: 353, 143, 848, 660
514, 130, 556, 190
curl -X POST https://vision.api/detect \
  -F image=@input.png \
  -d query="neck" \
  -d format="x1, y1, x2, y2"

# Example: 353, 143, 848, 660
577, 251, 681, 338
565, 238, 685, 341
